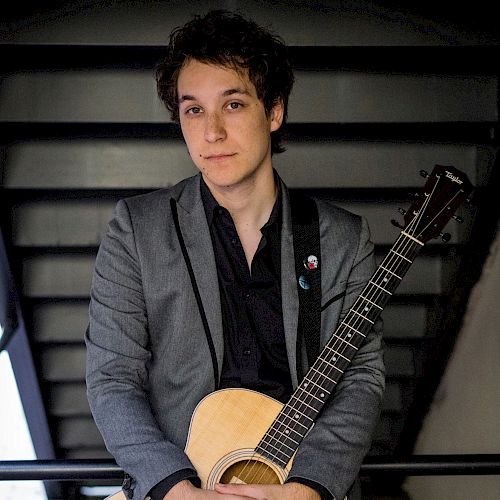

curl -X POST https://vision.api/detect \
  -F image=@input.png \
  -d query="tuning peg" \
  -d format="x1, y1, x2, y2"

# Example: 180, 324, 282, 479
391, 219, 405, 229
398, 208, 407, 215
440, 232, 451, 243
452, 215, 464, 223
420, 170, 429, 178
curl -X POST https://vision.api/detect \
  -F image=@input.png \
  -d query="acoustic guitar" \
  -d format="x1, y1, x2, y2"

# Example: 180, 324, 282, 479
105, 165, 472, 499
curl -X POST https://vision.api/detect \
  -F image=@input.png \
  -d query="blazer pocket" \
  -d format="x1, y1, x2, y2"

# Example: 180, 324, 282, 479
321, 280, 347, 312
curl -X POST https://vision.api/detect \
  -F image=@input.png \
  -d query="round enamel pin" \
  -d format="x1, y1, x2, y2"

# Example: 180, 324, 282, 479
298, 275, 310, 290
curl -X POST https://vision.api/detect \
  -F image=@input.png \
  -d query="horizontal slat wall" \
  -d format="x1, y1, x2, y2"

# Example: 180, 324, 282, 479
2, 138, 486, 189
1, 42, 497, 490
0, 70, 497, 123
10, 199, 474, 246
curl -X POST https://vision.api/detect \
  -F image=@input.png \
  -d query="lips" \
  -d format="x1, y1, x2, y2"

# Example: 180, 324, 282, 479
204, 153, 236, 161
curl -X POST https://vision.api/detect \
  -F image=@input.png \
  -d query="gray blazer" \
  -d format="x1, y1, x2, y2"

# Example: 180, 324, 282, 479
86, 174, 385, 500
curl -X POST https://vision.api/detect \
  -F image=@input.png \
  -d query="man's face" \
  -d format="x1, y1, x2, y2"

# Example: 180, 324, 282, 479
177, 59, 283, 192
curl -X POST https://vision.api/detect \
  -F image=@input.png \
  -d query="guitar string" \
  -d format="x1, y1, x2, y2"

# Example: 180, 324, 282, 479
234, 176, 451, 483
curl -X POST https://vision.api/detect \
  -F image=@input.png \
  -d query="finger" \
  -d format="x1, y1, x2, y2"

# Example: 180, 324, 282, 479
214, 483, 258, 498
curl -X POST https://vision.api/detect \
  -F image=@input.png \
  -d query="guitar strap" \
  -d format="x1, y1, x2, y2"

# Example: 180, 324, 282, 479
289, 191, 322, 381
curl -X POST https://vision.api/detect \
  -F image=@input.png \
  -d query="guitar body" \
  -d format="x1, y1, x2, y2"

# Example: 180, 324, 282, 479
106, 389, 291, 499
186, 388, 291, 487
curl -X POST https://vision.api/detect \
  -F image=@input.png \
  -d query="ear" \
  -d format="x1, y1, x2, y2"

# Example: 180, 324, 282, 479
269, 99, 285, 133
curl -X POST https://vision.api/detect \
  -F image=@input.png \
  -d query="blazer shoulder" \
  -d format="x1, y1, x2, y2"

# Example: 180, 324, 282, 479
117, 175, 200, 220
315, 197, 363, 231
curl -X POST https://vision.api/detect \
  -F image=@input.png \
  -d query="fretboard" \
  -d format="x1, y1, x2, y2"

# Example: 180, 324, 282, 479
255, 231, 423, 468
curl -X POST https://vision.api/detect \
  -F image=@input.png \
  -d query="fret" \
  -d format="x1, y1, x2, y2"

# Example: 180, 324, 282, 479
310, 366, 337, 384
260, 436, 296, 454
379, 265, 402, 280
340, 321, 366, 337
332, 333, 359, 350
291, 392, 323, 409
256, 448, 288, 468
389, 248, 412, 263
350, 309, 374, 324
277, 411, 310, 429
266, 426, 300, 446
369, 280, 393, 295
316, 356, 344, 374
269, 422, 303, 441
359, 295, 383, 309
324, 344, 351, 362
328, 361, 345, 374
293, 388, 325, 404
302, 378, 332, 394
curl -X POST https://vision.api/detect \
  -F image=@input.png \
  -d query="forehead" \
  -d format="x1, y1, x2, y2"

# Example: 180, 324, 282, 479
177, 59, 256, 97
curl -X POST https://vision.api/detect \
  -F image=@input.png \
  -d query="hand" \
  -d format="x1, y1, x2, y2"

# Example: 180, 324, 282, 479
163, 480, 249, 499
214, 482, 321, 499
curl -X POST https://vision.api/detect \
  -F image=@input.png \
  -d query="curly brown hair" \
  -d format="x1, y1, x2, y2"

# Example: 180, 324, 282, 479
156, 10, 294, 154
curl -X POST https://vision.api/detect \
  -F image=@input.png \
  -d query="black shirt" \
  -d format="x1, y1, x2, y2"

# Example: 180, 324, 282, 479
201, 177, 293, 403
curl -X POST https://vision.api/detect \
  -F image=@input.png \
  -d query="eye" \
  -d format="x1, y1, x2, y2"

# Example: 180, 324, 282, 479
227, 102, 242, 110
186, 106, 202, 115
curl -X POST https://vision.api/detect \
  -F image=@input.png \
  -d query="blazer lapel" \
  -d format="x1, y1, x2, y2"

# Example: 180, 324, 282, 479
279, 179, 301, 389
173, 176, 224, 381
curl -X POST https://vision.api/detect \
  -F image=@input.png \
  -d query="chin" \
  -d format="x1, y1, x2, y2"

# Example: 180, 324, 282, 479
201, 168, 244, 189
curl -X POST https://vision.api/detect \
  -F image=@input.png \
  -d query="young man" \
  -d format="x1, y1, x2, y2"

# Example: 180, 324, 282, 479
86, 10, 385, 500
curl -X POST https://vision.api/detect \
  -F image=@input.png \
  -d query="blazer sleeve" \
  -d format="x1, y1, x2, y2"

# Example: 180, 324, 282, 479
85, 199, 197, 500
287, 216, 385, 500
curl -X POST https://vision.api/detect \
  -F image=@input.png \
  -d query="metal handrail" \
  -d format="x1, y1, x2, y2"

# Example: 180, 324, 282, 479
1, 455, 500, 481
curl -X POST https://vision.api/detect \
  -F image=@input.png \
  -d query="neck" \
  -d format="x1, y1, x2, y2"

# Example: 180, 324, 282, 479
204, 168, 277, 229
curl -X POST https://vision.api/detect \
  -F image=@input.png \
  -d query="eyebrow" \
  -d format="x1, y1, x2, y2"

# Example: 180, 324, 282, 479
179, 87, 251, 104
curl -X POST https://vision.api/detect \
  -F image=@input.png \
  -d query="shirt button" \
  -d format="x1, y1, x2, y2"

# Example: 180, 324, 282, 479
243, 349, 251, 356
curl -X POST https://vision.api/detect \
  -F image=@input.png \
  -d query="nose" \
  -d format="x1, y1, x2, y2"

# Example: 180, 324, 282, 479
204, 112, 226, 143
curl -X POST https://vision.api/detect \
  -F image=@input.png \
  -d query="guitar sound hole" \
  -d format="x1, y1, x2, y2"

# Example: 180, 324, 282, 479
219, 459, 282, 485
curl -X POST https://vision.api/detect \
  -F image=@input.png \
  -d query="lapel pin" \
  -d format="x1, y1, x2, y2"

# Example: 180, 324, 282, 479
304, 255, 319, 270
298, 275, 310, 290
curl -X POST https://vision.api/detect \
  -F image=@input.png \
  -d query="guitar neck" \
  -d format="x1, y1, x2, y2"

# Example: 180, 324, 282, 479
255, 231, 424, 468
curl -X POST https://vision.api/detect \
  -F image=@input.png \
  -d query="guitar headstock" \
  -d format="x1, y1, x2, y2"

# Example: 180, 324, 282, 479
402, 165, 473, 244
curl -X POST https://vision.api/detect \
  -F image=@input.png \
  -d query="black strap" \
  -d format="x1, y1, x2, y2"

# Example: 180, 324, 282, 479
290, 192, 322, 378
170, 198, 219, 391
